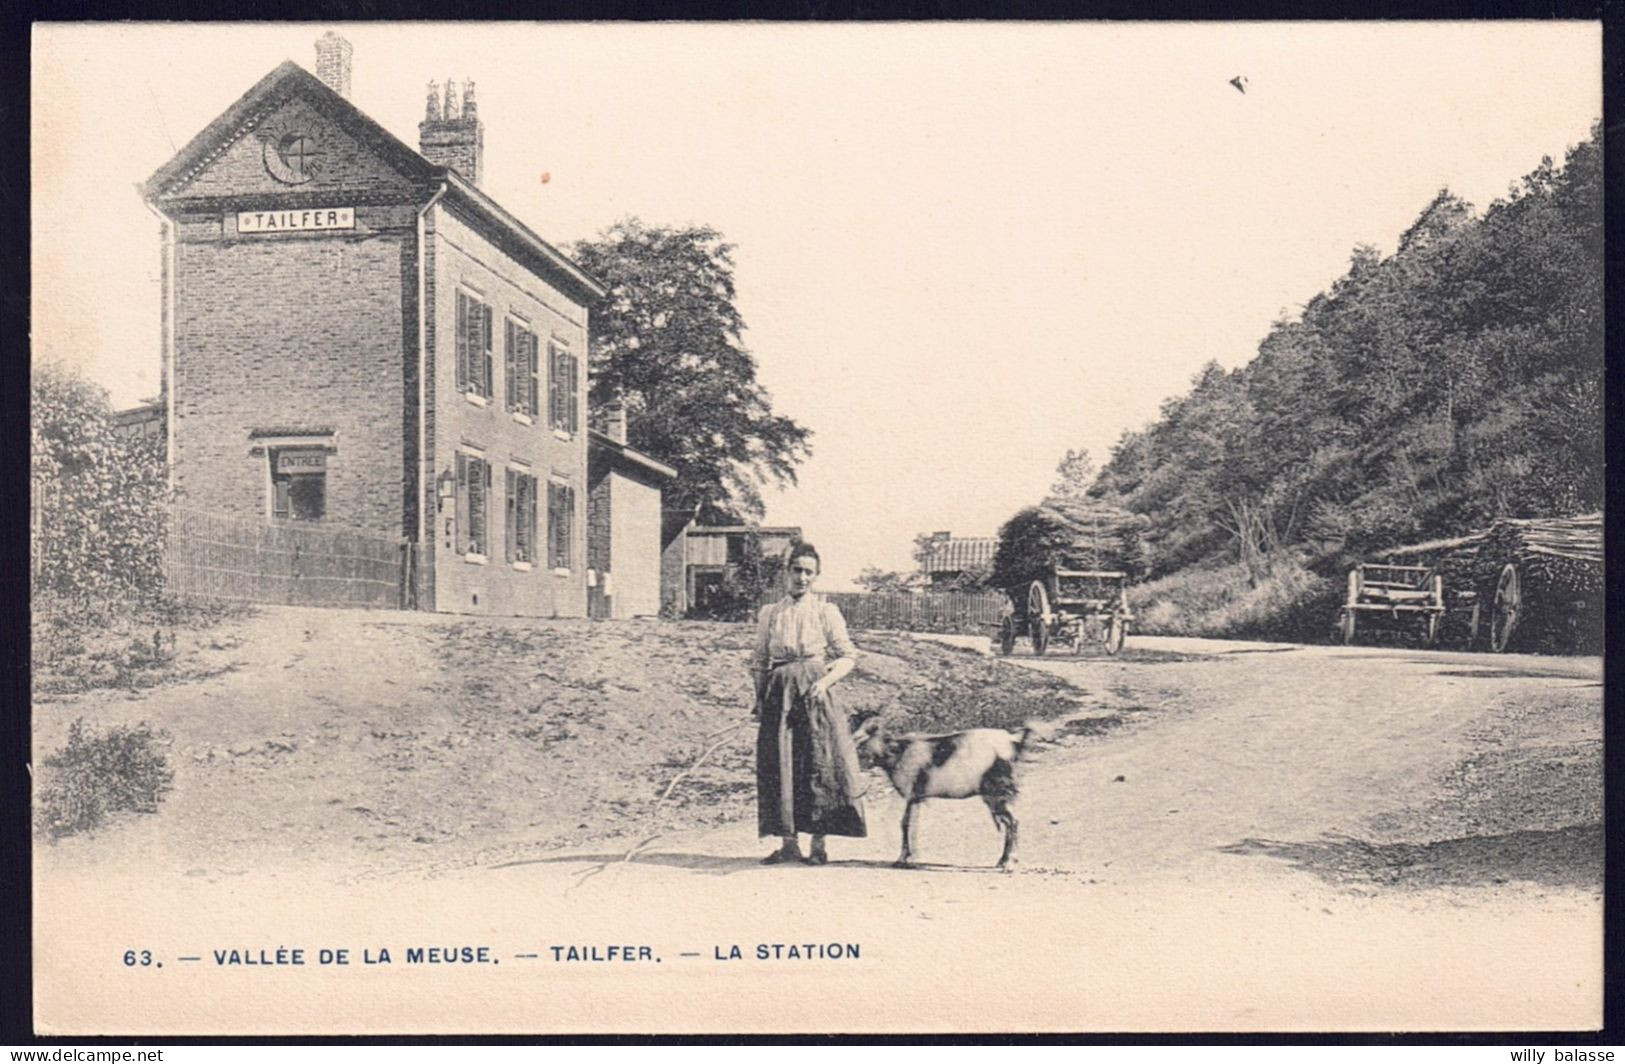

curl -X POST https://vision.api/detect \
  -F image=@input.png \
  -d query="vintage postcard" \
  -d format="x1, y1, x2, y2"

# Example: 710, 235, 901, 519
29, 21, 1603, 1035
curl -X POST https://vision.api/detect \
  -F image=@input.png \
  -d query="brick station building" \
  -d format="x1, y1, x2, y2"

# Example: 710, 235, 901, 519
143, 34, 671, 617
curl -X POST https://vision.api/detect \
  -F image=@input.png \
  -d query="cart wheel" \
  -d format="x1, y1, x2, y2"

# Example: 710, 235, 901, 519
1424, 612, 1440, 647
1339, 609, 1357, 645
1104, 616, 1125, 655
1028, 582, 1050, 656
1490, 563, 1521, 653
998, 616, 1015, 657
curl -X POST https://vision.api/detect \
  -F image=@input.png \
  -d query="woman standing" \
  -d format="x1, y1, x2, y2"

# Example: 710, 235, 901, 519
750, 542, 867, 864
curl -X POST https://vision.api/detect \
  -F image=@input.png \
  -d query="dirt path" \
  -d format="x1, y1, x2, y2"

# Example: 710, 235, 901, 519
35, 625, 1602, 1034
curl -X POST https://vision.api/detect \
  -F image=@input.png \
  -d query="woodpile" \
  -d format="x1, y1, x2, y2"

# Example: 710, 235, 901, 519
1373, 513, 1601, 654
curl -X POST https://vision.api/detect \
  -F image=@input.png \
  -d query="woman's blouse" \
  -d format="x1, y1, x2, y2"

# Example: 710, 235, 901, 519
750, 593, 856, 672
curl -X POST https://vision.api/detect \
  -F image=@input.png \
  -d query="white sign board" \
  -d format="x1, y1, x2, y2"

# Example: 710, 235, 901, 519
236, 207, 355, 234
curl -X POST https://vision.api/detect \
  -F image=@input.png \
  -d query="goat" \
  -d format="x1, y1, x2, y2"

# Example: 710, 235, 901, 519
851, 710, 1047, 870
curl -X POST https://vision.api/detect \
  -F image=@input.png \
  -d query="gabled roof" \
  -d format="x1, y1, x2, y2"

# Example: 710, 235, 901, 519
144, 61, 434, 199
143, 60, 605, 305
919, 536, 997, 573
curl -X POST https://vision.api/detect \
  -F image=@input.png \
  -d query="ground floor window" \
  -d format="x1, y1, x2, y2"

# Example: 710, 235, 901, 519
548, 479, 575, 571
507, 469, 538, 565
457, 452, 491, 558
270, 448, 327, 521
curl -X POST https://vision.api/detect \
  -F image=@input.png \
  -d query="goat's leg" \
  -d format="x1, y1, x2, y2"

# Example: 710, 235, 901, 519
895, 798, 922, 868
990, 800, 1018, 870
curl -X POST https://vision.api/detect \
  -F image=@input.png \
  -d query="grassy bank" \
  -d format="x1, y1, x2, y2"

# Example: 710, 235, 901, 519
1128, 557, 1341, 643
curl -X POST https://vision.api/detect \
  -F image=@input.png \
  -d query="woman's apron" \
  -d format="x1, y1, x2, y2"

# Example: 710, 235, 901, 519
756, 657, 867, 838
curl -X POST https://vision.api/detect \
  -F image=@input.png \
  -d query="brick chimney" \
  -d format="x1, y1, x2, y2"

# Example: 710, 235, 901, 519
314, 32, 353, 99
603, 400, 628, 445
419, 77, 483, 185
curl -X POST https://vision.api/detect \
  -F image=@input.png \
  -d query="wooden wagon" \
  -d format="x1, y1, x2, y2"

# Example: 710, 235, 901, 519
1336, 562, 1475, 647
997, 567, 1131, 656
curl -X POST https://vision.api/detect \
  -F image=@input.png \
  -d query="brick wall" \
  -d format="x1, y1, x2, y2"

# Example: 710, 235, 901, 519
428, 201, 589, 618
169, 205, 414, 539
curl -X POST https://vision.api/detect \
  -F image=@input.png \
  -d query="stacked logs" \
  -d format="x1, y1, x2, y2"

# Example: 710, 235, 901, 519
1469, 514, 1603, 655
1372, 513, 1602, 654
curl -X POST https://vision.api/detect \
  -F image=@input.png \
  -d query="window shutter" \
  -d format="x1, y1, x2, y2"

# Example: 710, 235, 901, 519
566, 354, 579, 434
546, 482, 559, 569
455, 452, 468, 551
527, 333, 540, 417
503, 320, 515, 411
505, 468, 516, 563
455, 293, 468, 391
547, 344, 560, 430
526, 477, 538, 563
482, 304, 494, 399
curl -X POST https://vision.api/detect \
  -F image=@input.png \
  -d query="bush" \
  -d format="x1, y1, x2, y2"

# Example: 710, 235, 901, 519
1129, 556, 1339, 642
32, 363, 168, 608
36, 718, 175, 837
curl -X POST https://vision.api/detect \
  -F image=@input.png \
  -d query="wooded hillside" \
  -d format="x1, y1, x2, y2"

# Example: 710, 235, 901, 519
1091, 123, 1603, 582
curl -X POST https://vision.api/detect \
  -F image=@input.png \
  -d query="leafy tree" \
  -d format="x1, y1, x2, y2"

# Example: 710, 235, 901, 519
1092, 121, 1602, 578
571, 219, 813, 524
32, 364, 168, 608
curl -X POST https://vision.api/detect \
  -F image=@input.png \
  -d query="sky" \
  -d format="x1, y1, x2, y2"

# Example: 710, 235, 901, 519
32, 22, 1601, 589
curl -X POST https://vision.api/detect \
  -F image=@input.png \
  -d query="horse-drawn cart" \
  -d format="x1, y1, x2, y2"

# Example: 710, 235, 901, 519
997, 568, 1132, 656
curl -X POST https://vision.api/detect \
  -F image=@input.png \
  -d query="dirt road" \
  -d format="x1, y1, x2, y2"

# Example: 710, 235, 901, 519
35, 625, 1602, 1034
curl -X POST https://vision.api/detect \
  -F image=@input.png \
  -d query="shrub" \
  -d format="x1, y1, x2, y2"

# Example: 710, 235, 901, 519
32, 363, 169, 608
36, 718, 175, 837
1129, 556, 1339, 642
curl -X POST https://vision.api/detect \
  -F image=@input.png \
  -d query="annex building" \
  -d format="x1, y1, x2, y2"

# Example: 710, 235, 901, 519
143, 34, 671, 618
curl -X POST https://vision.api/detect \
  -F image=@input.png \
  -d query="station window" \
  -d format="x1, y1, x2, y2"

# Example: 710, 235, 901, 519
457, 290, 494, 399
270, 448, 327, 521
456, 452, 491, 558
547, 479, 575, 571
506, 469, 538, 565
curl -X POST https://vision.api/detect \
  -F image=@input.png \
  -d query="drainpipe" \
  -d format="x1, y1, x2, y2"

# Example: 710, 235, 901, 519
416, 182, 448, 551
141, 195, 177, 491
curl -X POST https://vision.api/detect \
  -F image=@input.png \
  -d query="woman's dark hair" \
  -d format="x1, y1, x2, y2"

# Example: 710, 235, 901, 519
787, 541, 821, 573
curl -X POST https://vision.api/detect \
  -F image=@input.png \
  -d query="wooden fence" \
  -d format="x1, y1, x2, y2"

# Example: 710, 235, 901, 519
816, 590, 1008, 635
164, 506, 413, 609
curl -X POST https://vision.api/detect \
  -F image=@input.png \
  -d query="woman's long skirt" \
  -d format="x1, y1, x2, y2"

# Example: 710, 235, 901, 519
756, 660, 867, 838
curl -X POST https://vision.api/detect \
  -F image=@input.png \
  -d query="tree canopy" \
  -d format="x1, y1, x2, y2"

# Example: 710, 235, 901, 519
571, 219, 812, 524
1090, 122, 1603, 575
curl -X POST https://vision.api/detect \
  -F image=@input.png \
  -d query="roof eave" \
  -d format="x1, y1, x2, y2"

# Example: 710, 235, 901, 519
588, 430, 677, 480
444, 172, 608, 305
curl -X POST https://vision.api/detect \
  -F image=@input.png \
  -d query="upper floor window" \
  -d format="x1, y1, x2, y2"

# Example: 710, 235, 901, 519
505, 320, 540, 419
456, 290, 493, 400
548, 342, 579, 435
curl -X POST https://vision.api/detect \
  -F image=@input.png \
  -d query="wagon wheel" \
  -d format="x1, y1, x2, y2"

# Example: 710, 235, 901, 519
997, 616, 1016, 656
1028, 582, 1050, 656
1104, 615, 1126, 655
1490, 563, 1521, 653
1339, 608, 1357, 645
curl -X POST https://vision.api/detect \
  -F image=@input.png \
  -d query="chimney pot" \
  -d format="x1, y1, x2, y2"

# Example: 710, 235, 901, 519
418, 72, 484, 186
314, 31, 353, 99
